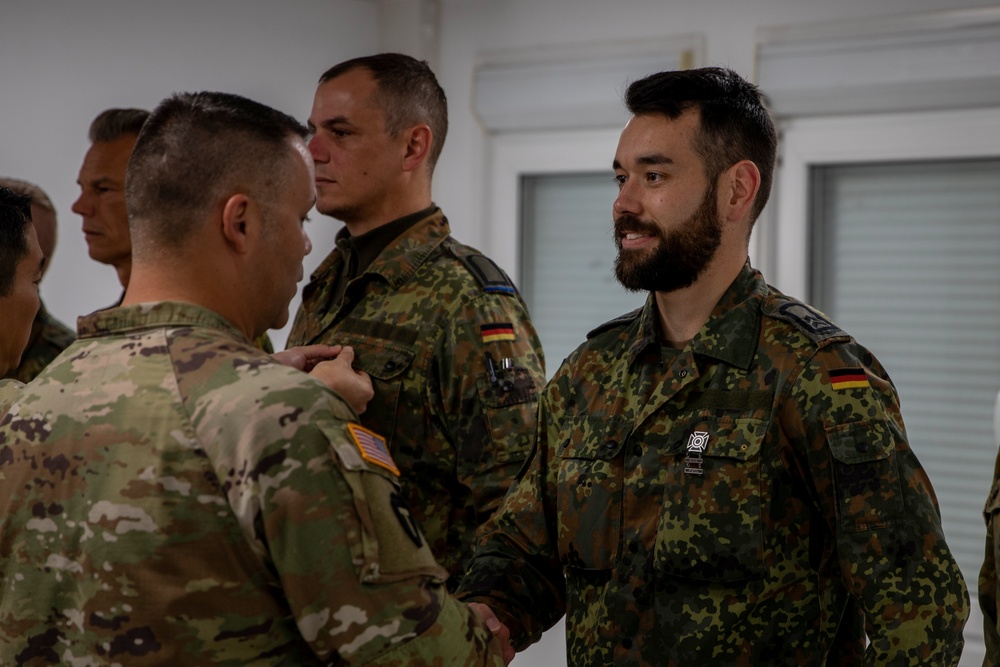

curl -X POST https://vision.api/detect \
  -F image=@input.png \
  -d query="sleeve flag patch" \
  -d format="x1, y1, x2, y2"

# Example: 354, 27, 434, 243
829, 367, 870, 391
481, 323, 516, 343
347, 423, 400, 476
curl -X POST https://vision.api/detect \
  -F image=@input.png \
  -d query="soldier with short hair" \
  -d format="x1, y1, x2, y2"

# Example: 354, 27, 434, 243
0, 90, 504, 666
458, 67, 968, 666
0, 177, 75, 382
290, 53, 545, 589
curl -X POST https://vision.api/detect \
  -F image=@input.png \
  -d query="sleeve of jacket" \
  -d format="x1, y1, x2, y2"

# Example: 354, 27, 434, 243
457, 388, 568, 651
429, 287, 545, 523
981, 448, 1000, 667
780, 341, 968, 666
215, 377, 506, 666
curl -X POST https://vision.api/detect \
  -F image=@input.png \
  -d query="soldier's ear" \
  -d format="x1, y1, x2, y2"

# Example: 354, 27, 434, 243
719, 160, 760, 224
401, 124, 432, 173
221, 194, 253, 254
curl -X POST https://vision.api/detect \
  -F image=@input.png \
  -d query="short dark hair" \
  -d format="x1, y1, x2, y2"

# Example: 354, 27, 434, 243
320, 53, 448, 173
125, 91, 308, 256
0, 185, 33, 297
88, 108, 151, 143
625, 67, 777, 224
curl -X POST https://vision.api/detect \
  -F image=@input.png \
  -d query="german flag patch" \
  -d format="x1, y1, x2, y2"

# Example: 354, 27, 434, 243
347, 423, 400, 476
829, 367, 870, 391
481, 323, 516, 343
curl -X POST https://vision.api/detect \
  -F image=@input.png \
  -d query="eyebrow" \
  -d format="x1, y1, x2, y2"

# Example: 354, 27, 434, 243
37, 256, 47, 275
613, 153, 674, 171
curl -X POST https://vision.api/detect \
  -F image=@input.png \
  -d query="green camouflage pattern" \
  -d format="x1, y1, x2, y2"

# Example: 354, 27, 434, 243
459, 263, 968, 666
3, 303, 74, 383
288, 208, 544, 589
0, 301, 503, 666
981, 449, 1000, 665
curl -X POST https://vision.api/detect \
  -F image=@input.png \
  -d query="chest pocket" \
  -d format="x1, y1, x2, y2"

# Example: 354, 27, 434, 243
654, 414, 767, 582
332, 321, 417, 451
555, 416, 629, 571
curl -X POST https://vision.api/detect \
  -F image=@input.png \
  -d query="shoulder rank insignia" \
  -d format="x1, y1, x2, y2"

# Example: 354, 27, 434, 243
768, 301, 847, 345
456, 251, 517, 295
346, 424, 400, 476
829, 367, 870, 391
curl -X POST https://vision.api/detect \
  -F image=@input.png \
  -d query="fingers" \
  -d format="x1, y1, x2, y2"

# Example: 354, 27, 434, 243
467, 602, 516, 665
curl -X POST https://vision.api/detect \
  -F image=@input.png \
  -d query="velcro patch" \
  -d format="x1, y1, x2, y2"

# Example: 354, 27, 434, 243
347, 424, 400, 476
481, 322, 516, 343
829, 367, 870, 391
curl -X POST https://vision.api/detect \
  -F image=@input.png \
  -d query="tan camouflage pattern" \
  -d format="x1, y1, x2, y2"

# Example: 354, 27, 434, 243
981, 449, 1000, 665
3, 304, 74, 383
459, 263, 968, 666
288, 208, 544, 589
0, 301, 504, 666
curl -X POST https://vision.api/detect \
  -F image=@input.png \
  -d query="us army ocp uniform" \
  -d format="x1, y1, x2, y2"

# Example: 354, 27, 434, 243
459, 263, 968, 666
289, 206, 545, 588
0, 302, 504, 665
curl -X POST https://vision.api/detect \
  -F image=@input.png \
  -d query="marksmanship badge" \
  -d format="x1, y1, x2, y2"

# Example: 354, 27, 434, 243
684, 430, 709, 476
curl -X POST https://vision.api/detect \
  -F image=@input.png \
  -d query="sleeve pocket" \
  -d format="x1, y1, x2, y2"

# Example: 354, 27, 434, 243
827, 420, 904, 532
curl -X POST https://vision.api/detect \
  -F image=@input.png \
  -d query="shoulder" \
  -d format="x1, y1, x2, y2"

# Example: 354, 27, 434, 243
166, 327, 356, 429
439, 237, 521, 298
586, 307, 643, 340
761, 289, 852, 349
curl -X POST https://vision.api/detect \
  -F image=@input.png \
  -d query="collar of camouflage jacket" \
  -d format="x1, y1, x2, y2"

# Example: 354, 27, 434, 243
309, 206, 449, 292
628, 261, 765, 372
76, 301, 250, 345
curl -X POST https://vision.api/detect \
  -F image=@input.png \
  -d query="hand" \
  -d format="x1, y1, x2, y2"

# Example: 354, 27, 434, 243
468, 602, 516, 665
272, 344, 343, 372
308, 347, 374, 415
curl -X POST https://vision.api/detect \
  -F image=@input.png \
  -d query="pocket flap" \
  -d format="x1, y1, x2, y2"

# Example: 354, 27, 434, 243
827, 420, 894, 465
557, 416, 629, 461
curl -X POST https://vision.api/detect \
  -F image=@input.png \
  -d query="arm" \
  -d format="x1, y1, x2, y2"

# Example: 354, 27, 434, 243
982, 450, 1000, 666
430, 290, 545, 520
457, 395, 568, 652
237, 389, 504, 666
782, 343, 968, 665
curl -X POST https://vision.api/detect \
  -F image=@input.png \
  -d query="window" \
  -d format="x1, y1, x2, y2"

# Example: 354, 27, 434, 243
775, 110, 1000, 665
520, 173, 644, 373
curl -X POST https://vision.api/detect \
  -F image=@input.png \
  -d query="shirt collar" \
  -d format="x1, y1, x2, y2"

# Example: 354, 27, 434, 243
628, 261, 766, 371
76, 301, 249, 344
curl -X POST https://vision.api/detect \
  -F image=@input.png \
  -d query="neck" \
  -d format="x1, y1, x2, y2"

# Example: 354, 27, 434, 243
114, 258, 132, 288
653, 253, 747, 347
342, 176, 432, 237
122, 260, 253, 340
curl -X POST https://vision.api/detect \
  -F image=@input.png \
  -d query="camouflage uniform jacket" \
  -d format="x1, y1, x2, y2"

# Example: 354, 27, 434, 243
459, 263, 969, 666
288, 208, 544, 588
981, 449, 1000, 665
0, 301, 503, 666
3, 303, 74, 382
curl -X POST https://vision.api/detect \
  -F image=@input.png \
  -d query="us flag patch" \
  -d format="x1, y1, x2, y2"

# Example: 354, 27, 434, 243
346, 424, 400, 476
481, 323, 516, 343
829, 367, 870, 391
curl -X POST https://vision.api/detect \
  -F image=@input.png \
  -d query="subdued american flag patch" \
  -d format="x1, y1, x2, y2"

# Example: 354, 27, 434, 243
346, 423, 399, 476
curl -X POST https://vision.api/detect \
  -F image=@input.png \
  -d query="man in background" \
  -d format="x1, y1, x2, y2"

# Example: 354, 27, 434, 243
72, 107, 149, 290
0, 90, 503, 665
0, 177, 74, 381
0, 185, 44, 377
289, 53, 545, 589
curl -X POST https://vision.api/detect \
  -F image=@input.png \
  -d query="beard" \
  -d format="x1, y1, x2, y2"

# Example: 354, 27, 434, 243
613, 183, 722, 293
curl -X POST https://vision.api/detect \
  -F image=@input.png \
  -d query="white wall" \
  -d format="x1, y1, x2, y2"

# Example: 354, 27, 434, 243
0, 0, 380, 346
